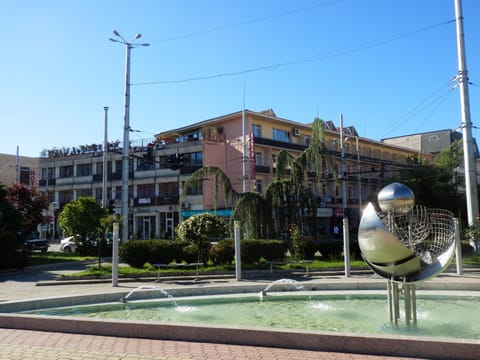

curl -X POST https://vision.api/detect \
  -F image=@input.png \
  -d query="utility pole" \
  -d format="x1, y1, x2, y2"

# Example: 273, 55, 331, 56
110, 31, 149, 243
455, 0, 478, 229
102, 106, 109, 209
356, 136, 362, 213
340, 114, 350, 277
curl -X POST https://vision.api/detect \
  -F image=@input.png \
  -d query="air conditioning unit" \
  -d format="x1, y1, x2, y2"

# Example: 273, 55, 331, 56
293, 128, 300, 136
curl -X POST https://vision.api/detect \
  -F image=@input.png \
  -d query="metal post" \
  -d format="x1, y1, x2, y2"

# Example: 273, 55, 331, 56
455, 0, 479, 230
234, 221, 242, 280
343, 217, 350, 277
15, 146, 19, 184
454, 217, 464, 275
110, 31, 149, 243
112, 221, 119, 287
102, 107, 109, 209
355, 137, 362, 213
120, 43, 131, 243
340, 114, 350, 277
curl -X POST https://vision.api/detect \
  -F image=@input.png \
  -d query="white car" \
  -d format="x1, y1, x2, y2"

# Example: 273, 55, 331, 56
60, 236, 78, 253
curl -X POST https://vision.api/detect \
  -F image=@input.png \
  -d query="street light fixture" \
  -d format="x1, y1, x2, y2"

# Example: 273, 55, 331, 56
109, 30, 149, 247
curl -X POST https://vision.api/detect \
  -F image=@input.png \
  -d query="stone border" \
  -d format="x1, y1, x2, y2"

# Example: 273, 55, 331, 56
0, 313, 478, 359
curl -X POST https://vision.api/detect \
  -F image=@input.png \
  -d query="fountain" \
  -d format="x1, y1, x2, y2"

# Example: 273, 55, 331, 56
358, 182, 457, 325
259, 278, 304, 297
121, 285, 177, 306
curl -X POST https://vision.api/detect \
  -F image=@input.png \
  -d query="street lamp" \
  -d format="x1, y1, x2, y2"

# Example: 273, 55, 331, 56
339, 114, 350, 277
109, 30, 149, 244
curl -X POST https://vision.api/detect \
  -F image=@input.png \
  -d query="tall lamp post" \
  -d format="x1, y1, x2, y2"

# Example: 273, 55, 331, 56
109, 31, 149, 243
339, 114, 350, 277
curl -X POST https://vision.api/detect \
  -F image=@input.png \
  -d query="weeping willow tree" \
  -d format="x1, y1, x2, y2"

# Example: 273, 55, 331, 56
263, 117, 334, 238
181, 165, 238, 210
231, 192, 267, 239
182, 118, 334, 240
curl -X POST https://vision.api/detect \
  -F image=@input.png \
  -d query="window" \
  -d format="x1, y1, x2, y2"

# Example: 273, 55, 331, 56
19, 167, 32, 185
137, 183, 155, 198
77, 163, 91, 177
304, 135, 311, 146
183, 151, 203, 166
159, 155, 169, 169
252, 124, 262, 137
159, 182, 178, 197
137, 158, 155, 171
256, 180, 263, 194
59, 190, 73, 204
185, 181, 202, 195
272, 128, 290, 142
255, 152, 263, 166
59, 165, 73, 178
41, 167, 55, 180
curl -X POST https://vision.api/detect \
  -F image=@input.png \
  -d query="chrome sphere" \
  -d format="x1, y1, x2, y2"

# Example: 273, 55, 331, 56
378, 182, 415, 214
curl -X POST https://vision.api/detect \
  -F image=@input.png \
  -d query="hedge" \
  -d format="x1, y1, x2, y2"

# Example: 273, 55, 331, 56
241, 239, 287, 263
119, 239, 187, 268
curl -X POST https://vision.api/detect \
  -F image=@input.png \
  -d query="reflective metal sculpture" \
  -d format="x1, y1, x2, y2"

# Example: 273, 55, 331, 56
358, 182, 457, 324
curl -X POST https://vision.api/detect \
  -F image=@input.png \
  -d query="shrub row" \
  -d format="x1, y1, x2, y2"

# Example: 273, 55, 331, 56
120, 238, 362, 268
119, 240, 189, 268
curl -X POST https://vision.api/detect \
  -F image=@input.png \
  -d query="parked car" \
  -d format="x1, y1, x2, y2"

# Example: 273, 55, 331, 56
60, 236, 78, 253
24, 239, 49, 253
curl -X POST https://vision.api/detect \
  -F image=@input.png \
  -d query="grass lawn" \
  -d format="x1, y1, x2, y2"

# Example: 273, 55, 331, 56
28, 252, 96, 266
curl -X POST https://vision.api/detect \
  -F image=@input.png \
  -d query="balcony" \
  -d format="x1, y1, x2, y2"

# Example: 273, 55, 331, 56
254, 137, 306, 151
255, 165, 271, 173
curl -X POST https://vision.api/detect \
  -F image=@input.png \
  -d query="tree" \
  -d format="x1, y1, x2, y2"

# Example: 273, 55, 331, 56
394, 141, 465, 215
0, 183, 25, 269
6, 183, 48, 239
176, 213, 226, 264
58, 197, 107, 254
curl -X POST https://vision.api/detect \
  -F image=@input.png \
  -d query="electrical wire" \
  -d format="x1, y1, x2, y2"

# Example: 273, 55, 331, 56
152, 0, 345, 44
132, 19, 455, 86
377, 78, 456, 139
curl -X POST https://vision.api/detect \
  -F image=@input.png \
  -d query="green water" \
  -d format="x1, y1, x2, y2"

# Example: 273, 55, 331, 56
24, 294, 480, 340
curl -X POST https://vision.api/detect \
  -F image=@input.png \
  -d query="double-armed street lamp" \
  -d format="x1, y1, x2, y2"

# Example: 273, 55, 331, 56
109, 31, 149, 246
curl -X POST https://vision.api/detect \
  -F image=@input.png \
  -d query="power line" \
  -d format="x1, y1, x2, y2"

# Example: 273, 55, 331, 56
132, 19, 455, 86
151, 0, 345, 44
377, 78, 456, 139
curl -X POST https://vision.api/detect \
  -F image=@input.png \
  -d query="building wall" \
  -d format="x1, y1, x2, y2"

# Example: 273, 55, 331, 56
0, 153, 39, 187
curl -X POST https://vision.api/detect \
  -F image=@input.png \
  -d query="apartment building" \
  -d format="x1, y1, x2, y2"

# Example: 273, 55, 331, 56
36, 109, 432, 240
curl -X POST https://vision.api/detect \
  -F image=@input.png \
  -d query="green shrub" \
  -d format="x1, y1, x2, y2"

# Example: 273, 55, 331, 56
209, 240, 235, 265
181, 244, 200, 263
119, 239, 185, 268
241, 239, 287, 263
461, 240, 475, 256
318, 241, 343, 260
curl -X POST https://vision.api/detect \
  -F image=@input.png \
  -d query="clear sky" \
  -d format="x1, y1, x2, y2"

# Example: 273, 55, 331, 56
1, 0, 479, 157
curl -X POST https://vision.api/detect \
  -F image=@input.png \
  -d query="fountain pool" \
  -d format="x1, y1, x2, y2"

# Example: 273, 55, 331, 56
20, 292, 480, 340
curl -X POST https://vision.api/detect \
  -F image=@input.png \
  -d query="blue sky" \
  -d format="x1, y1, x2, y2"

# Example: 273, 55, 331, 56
1, 0, 479, 157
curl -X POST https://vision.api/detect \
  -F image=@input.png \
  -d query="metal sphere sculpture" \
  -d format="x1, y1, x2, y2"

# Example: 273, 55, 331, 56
358, 182, 456, 283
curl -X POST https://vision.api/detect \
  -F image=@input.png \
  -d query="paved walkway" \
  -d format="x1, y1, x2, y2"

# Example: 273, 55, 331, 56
1, 264, 479, 359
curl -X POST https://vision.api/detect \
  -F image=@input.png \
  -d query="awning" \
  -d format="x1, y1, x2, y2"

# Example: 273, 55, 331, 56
182, 209, 233, 217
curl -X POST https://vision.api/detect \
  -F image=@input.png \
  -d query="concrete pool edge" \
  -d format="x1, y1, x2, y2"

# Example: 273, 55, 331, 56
0, 312, 478, 360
